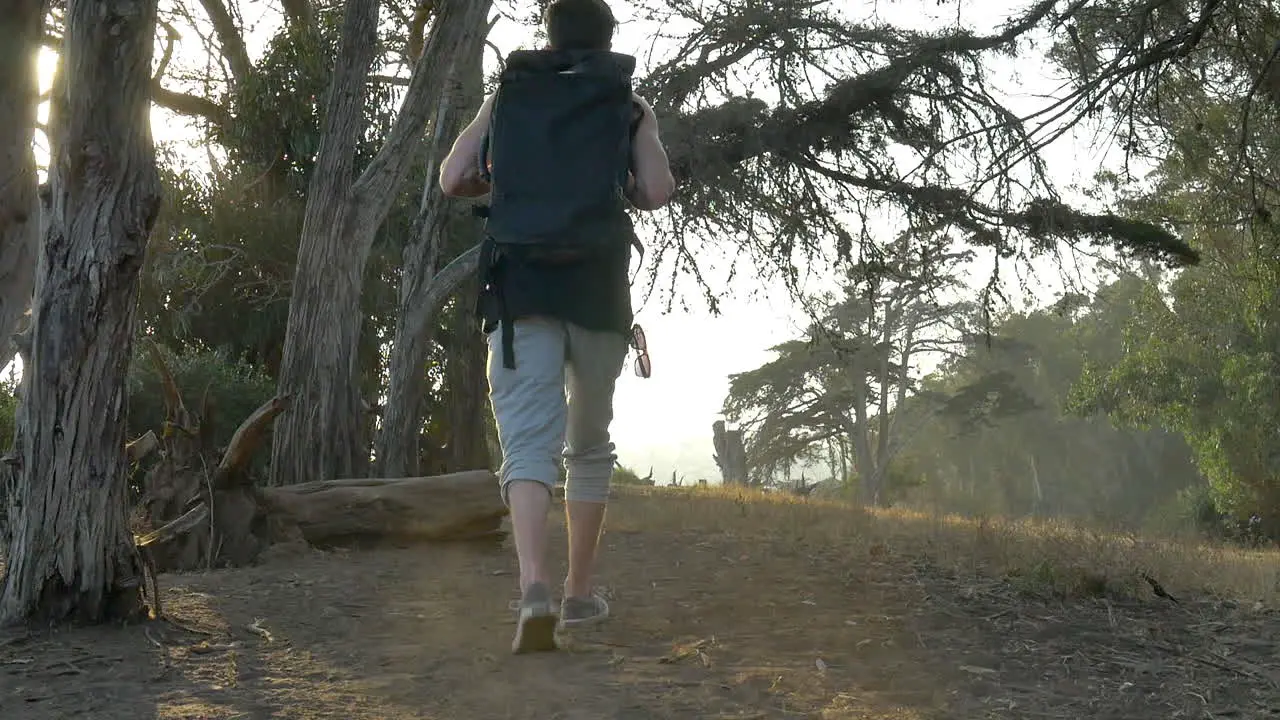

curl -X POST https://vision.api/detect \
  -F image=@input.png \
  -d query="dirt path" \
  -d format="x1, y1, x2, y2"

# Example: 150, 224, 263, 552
3, 505, 1279, 719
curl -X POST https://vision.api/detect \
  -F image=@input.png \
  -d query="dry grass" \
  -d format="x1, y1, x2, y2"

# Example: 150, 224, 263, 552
7, 482, 1280, 718
607, 484, 1280, 606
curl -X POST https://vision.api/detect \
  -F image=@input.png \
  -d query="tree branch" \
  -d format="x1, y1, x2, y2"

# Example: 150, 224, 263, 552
196, 0, 253, 86
348, 0, 491, 236
369, 74, 411, 87
659, 0, 1063, 184
151, 83, 229, 126
791, 154, 1198, 266
408, 0, 436, 62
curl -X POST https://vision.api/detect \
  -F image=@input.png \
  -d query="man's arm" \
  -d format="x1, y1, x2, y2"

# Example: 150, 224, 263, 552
626, 94, 676, 211
439, 93, 496, 198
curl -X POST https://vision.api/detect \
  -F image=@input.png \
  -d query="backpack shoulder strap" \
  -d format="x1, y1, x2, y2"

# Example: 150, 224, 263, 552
501, 49, 636, 80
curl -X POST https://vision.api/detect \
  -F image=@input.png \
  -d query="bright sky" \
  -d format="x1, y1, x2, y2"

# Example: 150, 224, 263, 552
13, 0, 1139, 484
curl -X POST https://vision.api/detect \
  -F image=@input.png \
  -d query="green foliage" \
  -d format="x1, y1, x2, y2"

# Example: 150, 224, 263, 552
0, 373, 16, 454
0, 349, 275, 480
140, 158, 302, 372
881, 456, 926, 505
214, 9, 397, 193
895, 282, 1202, 526
127, 345, 276, 478
1065, 74, 1280, 526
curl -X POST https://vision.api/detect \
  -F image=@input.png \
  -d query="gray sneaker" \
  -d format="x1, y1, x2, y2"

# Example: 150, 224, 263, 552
560, 592, 610, 628
511, 582, 558, 654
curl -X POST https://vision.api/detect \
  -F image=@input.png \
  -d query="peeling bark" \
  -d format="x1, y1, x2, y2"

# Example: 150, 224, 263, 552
0, 0, 162, 625
0, 0, 46, 373
270, 0, 492, 486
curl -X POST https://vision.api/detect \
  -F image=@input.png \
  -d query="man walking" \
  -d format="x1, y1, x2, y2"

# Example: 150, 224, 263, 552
439, 0, 676, 653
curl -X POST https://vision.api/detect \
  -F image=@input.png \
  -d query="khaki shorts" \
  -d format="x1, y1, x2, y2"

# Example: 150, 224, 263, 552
486, 317, 627, 504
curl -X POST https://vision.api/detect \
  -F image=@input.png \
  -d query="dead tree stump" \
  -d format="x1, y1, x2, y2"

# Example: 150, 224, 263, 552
713, 420, 748, 485
132, 344, 507, 571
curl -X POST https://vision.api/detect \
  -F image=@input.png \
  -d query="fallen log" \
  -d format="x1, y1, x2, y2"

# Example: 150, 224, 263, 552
132, 347, 508, 570
260, 470, 506, 548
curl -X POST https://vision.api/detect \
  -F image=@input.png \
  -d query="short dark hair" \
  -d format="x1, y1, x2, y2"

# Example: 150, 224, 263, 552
544, 0, 616, 51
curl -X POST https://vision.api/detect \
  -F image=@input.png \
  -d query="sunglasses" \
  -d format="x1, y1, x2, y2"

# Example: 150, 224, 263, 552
629, 323, 650, 379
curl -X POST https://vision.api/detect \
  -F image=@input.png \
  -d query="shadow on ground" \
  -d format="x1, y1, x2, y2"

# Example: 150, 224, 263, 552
3, 492, 1279, 719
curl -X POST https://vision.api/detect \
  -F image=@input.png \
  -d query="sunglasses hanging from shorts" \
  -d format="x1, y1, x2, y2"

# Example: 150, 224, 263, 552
629, 323, 651, 379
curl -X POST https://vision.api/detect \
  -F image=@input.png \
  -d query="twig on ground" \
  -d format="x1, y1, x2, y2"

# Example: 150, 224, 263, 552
247, 618, 274, 643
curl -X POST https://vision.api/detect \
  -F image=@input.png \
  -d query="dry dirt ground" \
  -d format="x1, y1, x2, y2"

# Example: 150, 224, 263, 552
3, 486, 1280, 719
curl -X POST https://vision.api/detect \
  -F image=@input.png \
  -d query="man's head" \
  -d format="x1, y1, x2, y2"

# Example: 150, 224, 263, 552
544, 0, 616, 51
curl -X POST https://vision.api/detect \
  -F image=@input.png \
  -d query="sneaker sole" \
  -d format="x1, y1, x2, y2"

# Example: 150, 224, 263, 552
512, 609, 559, 654
559, 601, 610, 629
559, 614, 608, 629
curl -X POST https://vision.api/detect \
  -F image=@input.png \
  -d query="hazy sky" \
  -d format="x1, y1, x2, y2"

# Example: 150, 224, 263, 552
15, 0, 1139, 484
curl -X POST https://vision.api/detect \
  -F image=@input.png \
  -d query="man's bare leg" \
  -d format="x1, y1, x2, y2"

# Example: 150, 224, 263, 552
565, 499, 607, 598
506, 479, 558, 653
508, 480, 553, 592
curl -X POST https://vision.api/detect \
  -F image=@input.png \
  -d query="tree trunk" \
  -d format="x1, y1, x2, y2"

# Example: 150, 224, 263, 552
1, 0, 162, 625
141, 468, 506, 570
846, 352, 877, 506
270, 0, 492, 486
440, 279, 491, 472
378, 23, 487, 477
712, 420, 748, 484
0, 0, 45, 373
1027, 451, 1043, 517
269, 0, 380, 486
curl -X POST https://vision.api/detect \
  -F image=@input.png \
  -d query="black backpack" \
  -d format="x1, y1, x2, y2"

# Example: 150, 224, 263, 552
478, 49, 639, 262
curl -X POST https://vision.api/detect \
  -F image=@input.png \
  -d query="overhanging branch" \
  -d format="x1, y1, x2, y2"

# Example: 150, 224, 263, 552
792, 154, 1198, 266
638, 0, 1202, 269
659, 0, 1063, 184
151, 83, 229, 127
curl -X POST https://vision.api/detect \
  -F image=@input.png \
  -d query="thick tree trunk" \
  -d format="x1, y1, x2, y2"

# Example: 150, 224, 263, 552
0, 0, 45, 373
0, 0, 162, 625
269, 0, 380, 487
846, 346, 877, 506
270, 0, 491, 486
378, 28, 487, 477
848, 415, 876, 505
